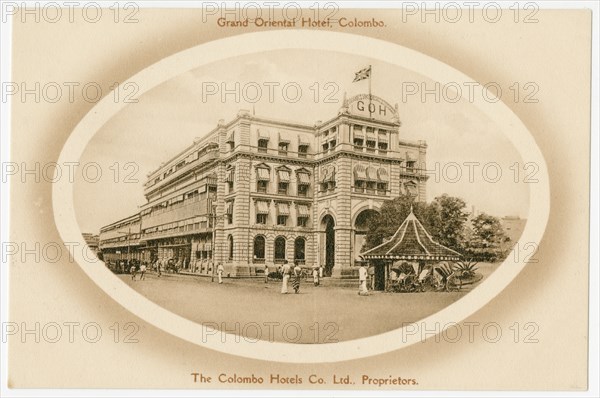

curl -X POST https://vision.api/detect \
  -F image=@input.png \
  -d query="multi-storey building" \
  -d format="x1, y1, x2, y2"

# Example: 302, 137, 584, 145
82, 233, 99, 252
98, 214, 142, 265
99, 94, 428, 277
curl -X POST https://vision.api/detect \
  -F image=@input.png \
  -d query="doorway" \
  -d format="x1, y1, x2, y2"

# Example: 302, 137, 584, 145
322, 215, 335, 276
374, 262, 386, 291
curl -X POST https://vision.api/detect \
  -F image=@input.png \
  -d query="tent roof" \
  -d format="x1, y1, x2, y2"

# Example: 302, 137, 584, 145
361, 208, 461, 261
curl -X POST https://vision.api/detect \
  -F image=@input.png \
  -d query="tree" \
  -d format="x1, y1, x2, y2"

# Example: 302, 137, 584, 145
426, 194, 469, 252
464, 213, 509, 262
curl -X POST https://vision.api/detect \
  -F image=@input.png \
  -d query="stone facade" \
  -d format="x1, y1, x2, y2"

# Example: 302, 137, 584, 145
98, 94, 428, 278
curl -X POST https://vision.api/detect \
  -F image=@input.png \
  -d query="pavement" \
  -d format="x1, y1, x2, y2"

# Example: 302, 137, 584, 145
118, 267, 492, 343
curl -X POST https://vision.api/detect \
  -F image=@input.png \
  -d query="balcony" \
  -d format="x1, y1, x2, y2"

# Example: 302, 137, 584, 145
142, 197, 213, 229
399, 166, 426, 178
141, 222, 212, 241
144, 148, 219, 194
352, 145, 389, 156
249, 145, 314, 160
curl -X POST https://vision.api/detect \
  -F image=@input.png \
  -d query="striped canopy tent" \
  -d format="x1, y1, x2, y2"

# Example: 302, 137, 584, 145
361, 207, 461, 262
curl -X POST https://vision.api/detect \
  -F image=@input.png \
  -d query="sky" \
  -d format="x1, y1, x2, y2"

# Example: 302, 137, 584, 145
74, 48, 530, 234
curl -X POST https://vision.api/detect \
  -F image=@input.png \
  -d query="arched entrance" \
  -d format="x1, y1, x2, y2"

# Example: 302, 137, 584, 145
354, 209, 380, 265
321, 215, 335, 276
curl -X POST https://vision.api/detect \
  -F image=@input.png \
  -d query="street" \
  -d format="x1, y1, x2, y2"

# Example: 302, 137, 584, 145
118, 268, 491, 344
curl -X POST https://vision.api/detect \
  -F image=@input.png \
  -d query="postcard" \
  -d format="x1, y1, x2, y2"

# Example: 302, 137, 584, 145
1, 2, 596, 395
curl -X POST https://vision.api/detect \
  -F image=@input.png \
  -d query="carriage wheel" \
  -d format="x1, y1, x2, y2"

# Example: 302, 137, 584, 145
403, 275, 417, 292
446, 275, 462, 292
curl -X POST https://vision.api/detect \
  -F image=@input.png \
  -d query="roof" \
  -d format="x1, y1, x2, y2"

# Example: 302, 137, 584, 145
361, 208, 461, 261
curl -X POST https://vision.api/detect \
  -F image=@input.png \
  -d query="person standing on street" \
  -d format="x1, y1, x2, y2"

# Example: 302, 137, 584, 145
130, 263, 137, 281
217, 263, 224, 284
292, 262, 302, 294
139, 263, 147, 280
359, 264, 369, 295
281, 260, 291, 294
368, 265, 375, 290
264, 263, 269, 283
312, 266, 320, 286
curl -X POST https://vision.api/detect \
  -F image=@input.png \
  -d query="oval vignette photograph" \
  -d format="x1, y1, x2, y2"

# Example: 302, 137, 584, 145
73, 47, 536, 345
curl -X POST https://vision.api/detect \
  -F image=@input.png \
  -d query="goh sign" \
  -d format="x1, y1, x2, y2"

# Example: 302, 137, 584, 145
345, 94, 399, 123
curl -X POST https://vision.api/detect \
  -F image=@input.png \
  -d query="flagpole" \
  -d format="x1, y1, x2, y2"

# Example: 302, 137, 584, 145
368, 65, 372, 119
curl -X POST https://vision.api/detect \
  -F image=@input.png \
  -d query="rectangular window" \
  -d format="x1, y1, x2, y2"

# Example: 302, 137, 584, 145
297, 217, 308, 227
256, 214, 267, 224
257, 180, 268, 193
330, 139, 337, 148
278, 182, 288, 195
298, 184, 308, 197
258, 139, 268, 153
277, 215, 287, 226
322, 142, 329, 152
353, 138, 364, 147
377, 182, 387, 194
406, 161, 416, 172
355, 180, 365, 193
298, 144, 308, 158
226, 201, 234, 225
278, 142, 289, 156
378, 142, 388, 151
226, 131, 235, 151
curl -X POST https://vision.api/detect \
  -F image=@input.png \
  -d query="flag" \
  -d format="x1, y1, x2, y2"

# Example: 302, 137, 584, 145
353, 66, 371, 82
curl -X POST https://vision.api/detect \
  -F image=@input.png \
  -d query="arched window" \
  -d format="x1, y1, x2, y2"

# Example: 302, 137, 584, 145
274, 236, 286, 263
294, 237, 306, 264
253, 236, 265, 262
227, 235, 234, 260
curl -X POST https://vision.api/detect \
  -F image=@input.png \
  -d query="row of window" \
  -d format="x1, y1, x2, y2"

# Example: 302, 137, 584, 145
227, 235, 306, 263
240, 200, 311, 227
258, 136, 310, 158
254, 167, 311, 196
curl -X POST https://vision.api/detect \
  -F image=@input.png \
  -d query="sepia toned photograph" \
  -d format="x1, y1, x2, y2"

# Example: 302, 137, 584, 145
74, 49, 531, 343
1, 2, 596, 395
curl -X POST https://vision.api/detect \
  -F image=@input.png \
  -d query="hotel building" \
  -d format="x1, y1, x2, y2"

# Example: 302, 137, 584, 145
99, 94, 428, 277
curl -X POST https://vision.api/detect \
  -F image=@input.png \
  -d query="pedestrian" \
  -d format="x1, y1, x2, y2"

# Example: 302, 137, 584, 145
312, 266, 320, 286
368, 265, 375, 290
280, 260, 290, 294
292, 262, 302, 294
157, 259, 162, 277
130, 264, 137, 281
264, 263, 269, 283
139, 263, 147, 280
217, 263, 224, 284
358, 263, 369, 295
